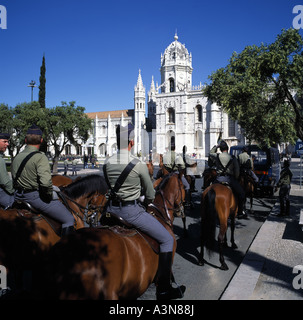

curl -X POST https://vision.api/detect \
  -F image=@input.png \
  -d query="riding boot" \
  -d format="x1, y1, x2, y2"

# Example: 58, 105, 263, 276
237, 200, 246, 219
285, 200, 290, 216
61, 225, 75, 236
156, 252, 186, 300
184, 190, 191, 208
277, 199, 285, 217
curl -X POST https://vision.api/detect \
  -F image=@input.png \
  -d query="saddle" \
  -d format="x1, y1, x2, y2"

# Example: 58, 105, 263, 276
12, 200, 62, 236
99, 212, 160, 254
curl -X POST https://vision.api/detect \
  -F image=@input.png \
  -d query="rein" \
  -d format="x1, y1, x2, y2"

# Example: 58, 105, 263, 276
58, 191, 87, 222
148, 174, 184, 227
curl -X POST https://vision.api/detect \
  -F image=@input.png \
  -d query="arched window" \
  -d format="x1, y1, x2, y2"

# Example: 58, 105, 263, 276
169, 78, 175, 92
228, 116, 236, 137
196, 105, 202, 122
101, 125, 106, 135
167, 108, 175, 123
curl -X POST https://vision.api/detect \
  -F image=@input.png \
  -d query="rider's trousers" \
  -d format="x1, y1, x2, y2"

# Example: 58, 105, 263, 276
15, 190, 75, 228
0, 188, 14, 208
107, 201, 174, 253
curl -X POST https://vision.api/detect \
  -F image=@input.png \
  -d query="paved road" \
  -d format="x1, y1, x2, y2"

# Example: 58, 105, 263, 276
59, 163, 279, 300
139, 176, 276, 300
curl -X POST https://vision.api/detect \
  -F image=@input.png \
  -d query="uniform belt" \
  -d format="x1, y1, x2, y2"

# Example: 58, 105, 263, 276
16, 188, 37, 194
111, 199, 138, 207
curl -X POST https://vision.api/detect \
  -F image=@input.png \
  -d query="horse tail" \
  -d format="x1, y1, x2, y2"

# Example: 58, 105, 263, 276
201, 187, 217, 256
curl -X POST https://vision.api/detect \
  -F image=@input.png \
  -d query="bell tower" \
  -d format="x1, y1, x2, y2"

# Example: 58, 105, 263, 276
160, 33, 193, 93
134, 69, 146, 155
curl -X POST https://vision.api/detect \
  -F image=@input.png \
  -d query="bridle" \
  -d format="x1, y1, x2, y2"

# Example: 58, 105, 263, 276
148, 173, 185, 227
58, 191, 106, 227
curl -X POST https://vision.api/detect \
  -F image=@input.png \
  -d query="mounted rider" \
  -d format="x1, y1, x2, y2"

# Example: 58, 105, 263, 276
11, 125, 75, 235
208, 140, 246, 218
238, 146, 258, 184
160, 142, 191, 207
103, 123, 185, 300
0, 132, 14, 209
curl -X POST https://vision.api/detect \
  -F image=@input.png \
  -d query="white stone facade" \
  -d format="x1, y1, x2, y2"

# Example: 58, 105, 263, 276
65, 34, 244, 159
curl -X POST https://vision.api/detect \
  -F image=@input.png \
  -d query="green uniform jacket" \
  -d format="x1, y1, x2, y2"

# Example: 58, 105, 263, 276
0, 153, 14, 194
104, 149, 155, 202
238, 152, 253, 169
277, 167, 293, 186
209, 145, 240, 178
12, 145, 53, 197
163, 151, 185, 171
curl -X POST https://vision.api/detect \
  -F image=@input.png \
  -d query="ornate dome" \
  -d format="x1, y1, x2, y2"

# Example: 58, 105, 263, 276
161, 33, 191, 67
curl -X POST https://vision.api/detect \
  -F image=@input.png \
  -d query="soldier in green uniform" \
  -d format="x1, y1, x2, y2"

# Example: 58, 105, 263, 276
238, 146, 258, 183
0, 132, 14, 209
103, 124, 185, 300
275, 159, 293, 217
12, 125, 75, 235
209, 140, 246, 217
160, 143, 191, 206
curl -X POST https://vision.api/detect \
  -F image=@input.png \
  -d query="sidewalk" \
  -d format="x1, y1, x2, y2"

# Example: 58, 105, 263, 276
221, 181, 303, 300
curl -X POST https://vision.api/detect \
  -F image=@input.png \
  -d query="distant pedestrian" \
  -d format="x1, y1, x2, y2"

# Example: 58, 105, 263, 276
64, 158, 69, 175
72, 158, 78, 176
275, 160, 293, 217
83, 153, 88, 169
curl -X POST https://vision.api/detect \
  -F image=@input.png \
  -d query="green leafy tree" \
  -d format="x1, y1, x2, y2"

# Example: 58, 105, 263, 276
45, 101, 92, 173
9, 102, 47, 158
204, 28, 303, 147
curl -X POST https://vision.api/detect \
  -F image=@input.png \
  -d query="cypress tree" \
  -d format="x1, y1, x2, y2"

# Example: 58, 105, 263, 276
39, 54, 46, 108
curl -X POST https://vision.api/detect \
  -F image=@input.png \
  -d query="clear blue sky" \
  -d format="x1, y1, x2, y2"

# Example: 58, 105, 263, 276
0, 0, 302, 113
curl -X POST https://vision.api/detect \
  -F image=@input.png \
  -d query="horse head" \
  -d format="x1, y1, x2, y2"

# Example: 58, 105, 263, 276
59, 174, 108, 227
150, 172, 185, 226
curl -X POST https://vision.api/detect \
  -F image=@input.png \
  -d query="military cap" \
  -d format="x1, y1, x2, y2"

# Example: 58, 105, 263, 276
0, 133, 10, 139
27, 124, 43, 136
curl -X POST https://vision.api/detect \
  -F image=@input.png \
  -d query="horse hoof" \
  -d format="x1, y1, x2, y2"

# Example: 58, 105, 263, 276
220, 263, 229, 271
232, 243, 238, 249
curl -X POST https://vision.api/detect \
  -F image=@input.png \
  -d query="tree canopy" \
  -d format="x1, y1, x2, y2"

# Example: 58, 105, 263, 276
0, 101, 92, 172
204, 28, 303, 147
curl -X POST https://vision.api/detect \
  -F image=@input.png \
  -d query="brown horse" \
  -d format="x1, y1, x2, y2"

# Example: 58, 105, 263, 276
51, 174, 74, 187
153, 161, 188, 236
199, 183, 238, 271
239, 172, 255, 213
0, 175, 108, 263
45, 172, 185, 300
202, 168, 217, 189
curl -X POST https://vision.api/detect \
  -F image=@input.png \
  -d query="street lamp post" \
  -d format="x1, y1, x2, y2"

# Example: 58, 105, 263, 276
27, 80, 37, 102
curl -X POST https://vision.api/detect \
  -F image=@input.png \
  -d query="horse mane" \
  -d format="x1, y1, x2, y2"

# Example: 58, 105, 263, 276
156, 172, 177, 192
62, 174, 108, 199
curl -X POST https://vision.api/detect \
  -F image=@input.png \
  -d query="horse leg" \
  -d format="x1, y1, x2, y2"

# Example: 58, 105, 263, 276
250, 195, 253, 214
199, 237, 205, 266
230, 214, 238, 249
199, 218, 205, 266
181, 209, 188, 237
218, 224, 229, 271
